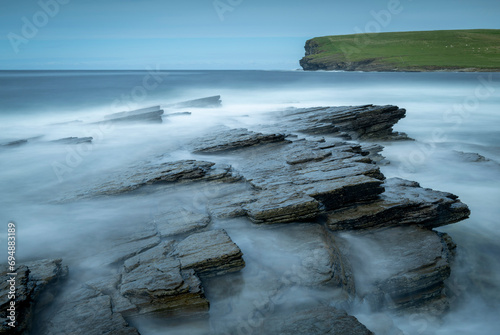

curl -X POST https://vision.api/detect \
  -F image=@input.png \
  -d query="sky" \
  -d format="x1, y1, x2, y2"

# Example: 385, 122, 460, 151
0, 0, 499, 70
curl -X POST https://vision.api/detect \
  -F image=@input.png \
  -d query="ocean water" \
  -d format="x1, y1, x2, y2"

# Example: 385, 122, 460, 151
1, 70, 499, 334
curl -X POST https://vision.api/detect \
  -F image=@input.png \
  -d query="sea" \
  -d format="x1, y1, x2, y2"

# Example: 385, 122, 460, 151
1, 70, 499, 334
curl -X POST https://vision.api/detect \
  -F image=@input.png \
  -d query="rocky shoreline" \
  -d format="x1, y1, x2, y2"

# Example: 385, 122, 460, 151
1, 100, 470, 334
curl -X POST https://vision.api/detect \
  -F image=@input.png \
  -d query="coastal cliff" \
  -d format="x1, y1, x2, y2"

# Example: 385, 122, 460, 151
300, 29, 500, 72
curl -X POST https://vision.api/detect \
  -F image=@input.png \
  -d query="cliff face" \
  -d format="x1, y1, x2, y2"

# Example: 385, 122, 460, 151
300, 40, 383, 71
300, 56, 380, 71
299, 30, 500, 72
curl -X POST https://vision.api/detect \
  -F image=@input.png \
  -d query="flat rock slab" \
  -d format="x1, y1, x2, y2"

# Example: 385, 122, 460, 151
105, 105, 162, 119
101, 105, 164, 124
0, 259, 68, 334
327, 178, 471, 230
165, 95, 222, 108
258, 307, 374, 335
153, 210, 210, 238
39, 286, 140, 335
50, 137, 93, 145
76, 159, 239, 198
174, 229, 245, 277
340, 226, 453, 313
191, 128, 288, 154
272, 105, 409, 141
191, 132, 385, 224
119, 256, 208, 317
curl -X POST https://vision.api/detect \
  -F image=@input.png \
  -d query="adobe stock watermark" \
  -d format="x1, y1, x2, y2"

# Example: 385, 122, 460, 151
397, 74, 497, 178
213, 0, 243, 21
337, 0, 410, 58
51, 66, 165, 182
7, 0, 71, 54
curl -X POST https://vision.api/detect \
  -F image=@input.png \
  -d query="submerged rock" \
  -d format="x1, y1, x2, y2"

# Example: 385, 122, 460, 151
50, 137, 93, 145
0, 259, 68, 334
341, 226, 454, 313
1, 139, 28, 147
101, 105, 164, 124
39, 286, 140, 335
258, 307, 374, 335
454, 150, 491, 163
165, 95, 222, 108
0, 136, 43, 148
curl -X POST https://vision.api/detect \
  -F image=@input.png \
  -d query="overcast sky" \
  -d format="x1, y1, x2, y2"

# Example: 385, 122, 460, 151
1, 0, 499, 70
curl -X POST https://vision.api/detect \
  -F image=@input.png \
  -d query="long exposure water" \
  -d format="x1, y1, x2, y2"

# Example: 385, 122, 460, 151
1, 70, 499, 334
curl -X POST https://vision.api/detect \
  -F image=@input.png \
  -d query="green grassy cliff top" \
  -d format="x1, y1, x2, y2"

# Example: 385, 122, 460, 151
300, 29, 500, 71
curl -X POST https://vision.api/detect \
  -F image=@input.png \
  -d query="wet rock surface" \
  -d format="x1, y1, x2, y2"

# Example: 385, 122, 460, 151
327, 178, 471, 231
191, 127, 288, 154
0, 259, 68, 334
454, 150, 492, 163
174, 229, 245, 277
75, 159, 240, 198
38, 286, 140, 335
258, 307, 374, 335
164, 95, 222, 108
50, 137, 93, 144
102, 106, 164, 124
15, 103, 473, 334
269, 105, 410, 141
341, 226, 454, 313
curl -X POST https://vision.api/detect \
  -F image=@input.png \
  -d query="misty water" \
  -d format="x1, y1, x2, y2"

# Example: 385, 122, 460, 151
1, 70, 499, 334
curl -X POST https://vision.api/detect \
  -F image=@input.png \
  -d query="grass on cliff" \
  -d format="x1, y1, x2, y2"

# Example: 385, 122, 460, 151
305, 29, 500, 70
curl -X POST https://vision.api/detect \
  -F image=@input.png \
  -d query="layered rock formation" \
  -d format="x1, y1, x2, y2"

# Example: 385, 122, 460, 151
12, 103, 472, 334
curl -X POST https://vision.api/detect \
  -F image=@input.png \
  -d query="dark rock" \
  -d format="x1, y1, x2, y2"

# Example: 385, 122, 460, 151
165, 95, 222, 108
39, 286, 140, 335
193, 134, 385, 224
50, 137, 93, 145
259, 307, 374, 335
454, 150, 491, 162
164, 111, 192, 116
104, 105, 161, 119
191, 128, 288, 154
326, 178, 470, 231
100, 105, 164, 124
78, 159, 241, 198
0, 259, 68, 334
341, 226, 454, 313
82, 241, 209, 319
119, 256, 209, 317
152, 210, 210, 238
174, 229, 245, 277
1, 139, 28, 147
49, 120, 83, 126
272, 105, 410, 141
